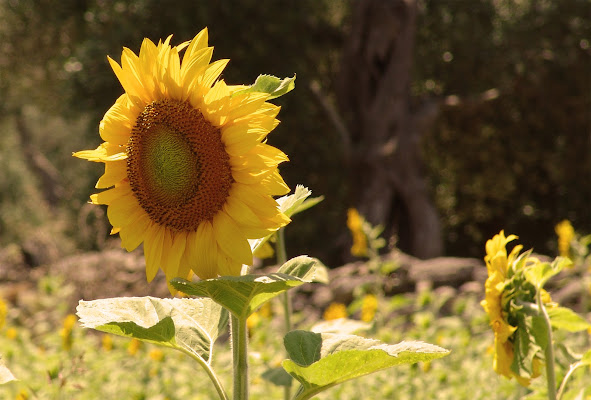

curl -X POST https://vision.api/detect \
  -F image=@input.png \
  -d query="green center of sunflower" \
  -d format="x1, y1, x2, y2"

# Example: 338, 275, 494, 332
127, 99, 233, 231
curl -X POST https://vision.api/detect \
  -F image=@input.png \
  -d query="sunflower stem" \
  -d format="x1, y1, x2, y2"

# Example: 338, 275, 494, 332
556, 361, 584, 400
276, 228, 293, 400
231, 314, 249, 400
178, 347, 229, 400
536, 290, 557, 400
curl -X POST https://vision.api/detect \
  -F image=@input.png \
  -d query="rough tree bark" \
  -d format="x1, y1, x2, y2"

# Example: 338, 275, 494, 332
338, 0, 442, 258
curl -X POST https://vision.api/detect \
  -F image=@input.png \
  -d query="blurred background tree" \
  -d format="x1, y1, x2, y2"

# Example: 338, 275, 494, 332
0, 0, 588, 267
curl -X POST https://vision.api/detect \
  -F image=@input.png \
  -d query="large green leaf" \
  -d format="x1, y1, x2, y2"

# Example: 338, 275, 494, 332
172, 274, 300, 319
282, 330, 450, 400
547, 306, 591, 332
0, 356, 16, 384
76, 296, 227, 363
171, 256, 326, 318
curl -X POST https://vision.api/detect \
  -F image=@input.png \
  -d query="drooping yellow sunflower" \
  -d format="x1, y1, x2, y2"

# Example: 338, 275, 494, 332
74, 29, 290, 285
481, 231, 522, 381
481, 231, 541, 386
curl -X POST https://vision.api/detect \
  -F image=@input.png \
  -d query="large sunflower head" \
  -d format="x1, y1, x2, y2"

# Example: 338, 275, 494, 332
75, 29, 291, 287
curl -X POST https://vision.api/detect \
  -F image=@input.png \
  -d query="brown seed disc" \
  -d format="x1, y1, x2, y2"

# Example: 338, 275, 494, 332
127, 99, 233, 231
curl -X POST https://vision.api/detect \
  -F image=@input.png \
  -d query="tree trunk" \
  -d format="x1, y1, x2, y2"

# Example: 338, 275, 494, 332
338, 0, 442, 258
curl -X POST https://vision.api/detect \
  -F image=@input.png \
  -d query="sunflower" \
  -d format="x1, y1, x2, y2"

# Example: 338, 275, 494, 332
346, 208, 368, 257
74, 29, 290, 286
481, 231, 541, 386
481, 231, 522, 381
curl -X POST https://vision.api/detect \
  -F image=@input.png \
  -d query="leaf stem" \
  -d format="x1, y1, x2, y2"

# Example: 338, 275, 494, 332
536, 290, 557, 400
178, 347, 229, 400
556, 361, 584, 400
231, 314, 249, 400
276, 227, 293, 400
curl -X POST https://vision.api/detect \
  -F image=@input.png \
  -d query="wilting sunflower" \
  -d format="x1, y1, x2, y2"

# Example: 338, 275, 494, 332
481, 231, 542, 386
74, 28, 290, 285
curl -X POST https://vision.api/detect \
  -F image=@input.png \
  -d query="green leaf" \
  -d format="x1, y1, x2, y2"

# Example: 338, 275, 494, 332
310, 318, 371, 335
512, 313, 542, 379
524, 260, 562, 289
261, 366, 293, 387
282, 330, 449, 400
76, 296, 227, 363
276, 185, 311, 216
171, 272, 311, 319
276, 255, 329, 284
547, 306, 591, 332
232, 74, 296, 100
0, 357, 17, 384
581, 349, 591, 366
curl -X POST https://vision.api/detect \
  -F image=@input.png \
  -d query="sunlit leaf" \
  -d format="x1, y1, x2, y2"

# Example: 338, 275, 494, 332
171, 272, 308, 319
282, 330, 449, 400
276, 255, 328, 284
232, 74, 295, 100
547, 306, 591, 332
76, 296, 227, 363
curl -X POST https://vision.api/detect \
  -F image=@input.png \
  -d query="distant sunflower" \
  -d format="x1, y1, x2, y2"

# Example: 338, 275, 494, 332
75, 29, 290, 285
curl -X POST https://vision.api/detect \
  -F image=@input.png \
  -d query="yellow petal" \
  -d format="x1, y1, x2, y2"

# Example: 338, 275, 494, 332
212, 211, 252, 266
119, 213, 152, 252
144, 225, 166, 282
190, 221, 218, 279
200, 59, 229, 89
162, 231, 186, 282
90, 183, 131, 205
106, 193, 140, 227
96, 160, 127, 189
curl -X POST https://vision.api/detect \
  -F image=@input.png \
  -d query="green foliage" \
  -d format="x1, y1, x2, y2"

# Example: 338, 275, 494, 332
171, 256, 327, 319
283, 330, 449, 400
233, 75, 296, 100
76, 297, 227, 363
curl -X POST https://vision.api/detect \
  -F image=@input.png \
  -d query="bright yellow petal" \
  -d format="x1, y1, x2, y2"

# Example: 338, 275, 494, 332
96, 159, 127, 189
162, 231, 186, 282
106, 192, 141, 227
119, 213, 151, 252
89, 182, 131, 205
144, 225, 166, 282
190, 221, 218, 279
200, 59, 229, 89
212, 211, 252, 267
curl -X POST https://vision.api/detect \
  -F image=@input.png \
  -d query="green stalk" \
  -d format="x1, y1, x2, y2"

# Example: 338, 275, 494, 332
557, 361, 584, 400
231, 314, 249, 400
276, 228, 293, 400
178, 347, 229, 400
536, 291, 557, 400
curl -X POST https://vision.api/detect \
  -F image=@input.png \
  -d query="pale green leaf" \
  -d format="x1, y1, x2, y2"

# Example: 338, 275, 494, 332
276, 255, 329, 284
581, 349, 591, 366
547, 306, 591, 332
232, 74, 296, 100
310, 318, 371, 335
524, 261, 560, 289
0, 357, 16, 384
282, 330, 449, 400
276, 185, 310, 216
76, 296, 227, 363
171, 273, 308, 318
